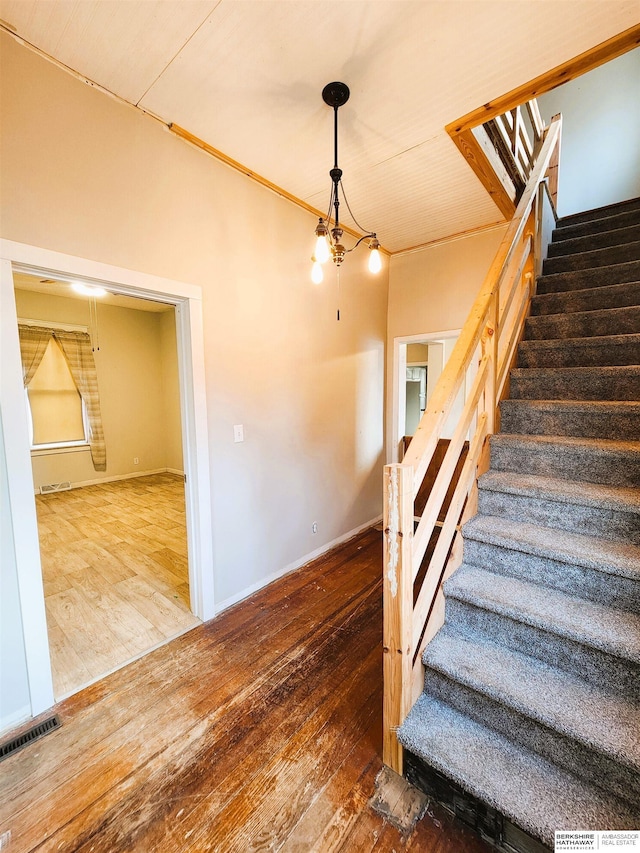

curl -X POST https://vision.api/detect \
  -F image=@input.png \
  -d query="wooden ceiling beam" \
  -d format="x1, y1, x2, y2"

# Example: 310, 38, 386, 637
169, 123, 390, 253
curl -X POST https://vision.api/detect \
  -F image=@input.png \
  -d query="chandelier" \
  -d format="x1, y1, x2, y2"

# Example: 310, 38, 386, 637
311, 82, 381, 285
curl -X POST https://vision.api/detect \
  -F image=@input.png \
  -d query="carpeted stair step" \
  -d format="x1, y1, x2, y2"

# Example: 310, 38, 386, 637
524, 305, 640, 340
462, 515, 640, 613
553, 206, 640, 242
530, 280, 640, 316
548, 223, 640, 258
555, 196, 640, 229
477, 471, 640, 543
517, 333, 640, 368
403, 195, 640, 848
509, 365, 640, 401
443, 565, 640, 699
398, 694, 639, 848
489, 434, 640, 487
499, 399, 640, 440
542, 240, 640, 275
536, 259, 640, 295
421, 630, 640, 807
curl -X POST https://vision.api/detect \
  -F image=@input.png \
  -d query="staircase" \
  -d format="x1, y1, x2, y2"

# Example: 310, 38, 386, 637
397, 197, 640, 850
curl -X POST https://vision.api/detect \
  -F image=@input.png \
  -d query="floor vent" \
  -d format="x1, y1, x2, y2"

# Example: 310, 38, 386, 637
40, 481, 71, 494
0, 715, 62, 762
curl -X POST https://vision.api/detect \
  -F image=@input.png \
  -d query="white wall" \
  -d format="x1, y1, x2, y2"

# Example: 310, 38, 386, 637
0, 31, 387, 645
405, 343, 429, 436
426, 342, 444, 404
0, 410, 32, 733
14, 289, 182, 490
160, 310, 184, 472
538, 48, 640, 217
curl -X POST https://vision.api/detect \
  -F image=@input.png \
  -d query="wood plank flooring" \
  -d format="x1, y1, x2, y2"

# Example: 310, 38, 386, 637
36, 473, 199, 699
0, 527, 492, 852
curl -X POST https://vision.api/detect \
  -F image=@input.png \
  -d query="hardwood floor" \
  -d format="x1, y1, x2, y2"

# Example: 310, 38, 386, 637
0, 527, 492, 852
36, 473, 199, 698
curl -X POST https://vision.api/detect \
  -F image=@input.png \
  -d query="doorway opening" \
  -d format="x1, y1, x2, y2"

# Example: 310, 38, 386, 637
1, 240, 214, 722
391, 331, 463, 463
13, 271, 199, 699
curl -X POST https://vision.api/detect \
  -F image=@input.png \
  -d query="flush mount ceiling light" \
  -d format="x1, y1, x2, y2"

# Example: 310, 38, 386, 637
70, 282, 106, 351
311, 82, 381, 286
71, 282, 108, 297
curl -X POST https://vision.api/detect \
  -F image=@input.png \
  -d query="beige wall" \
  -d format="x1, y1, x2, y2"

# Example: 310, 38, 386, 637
406, 343, 429, 364
14, 289, 182, 489
386, 226, 506, 451
387, 226, 506, 342
0, 34, 388, 611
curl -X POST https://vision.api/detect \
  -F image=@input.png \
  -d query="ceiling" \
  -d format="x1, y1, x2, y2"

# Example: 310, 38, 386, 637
0, 1, 638, 254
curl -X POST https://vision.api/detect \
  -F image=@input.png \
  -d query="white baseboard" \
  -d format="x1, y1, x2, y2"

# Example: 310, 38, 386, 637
215, 514, 383, 615
34, 467, 185, 494
0, 704, 32, 739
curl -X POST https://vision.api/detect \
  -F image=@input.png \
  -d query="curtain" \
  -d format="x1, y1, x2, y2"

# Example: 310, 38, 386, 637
54, 330, 107, 471
17, 325, 53, 386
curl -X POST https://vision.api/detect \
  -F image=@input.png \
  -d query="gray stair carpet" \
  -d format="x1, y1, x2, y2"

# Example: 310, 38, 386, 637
398, 196, 640, 850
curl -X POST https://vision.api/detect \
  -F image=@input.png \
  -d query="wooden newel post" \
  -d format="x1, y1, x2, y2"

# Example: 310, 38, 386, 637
382, 462, 414, 775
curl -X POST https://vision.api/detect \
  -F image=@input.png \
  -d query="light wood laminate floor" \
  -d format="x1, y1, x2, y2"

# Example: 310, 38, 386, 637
1, 527, 492, 852
36, 473, 200, 699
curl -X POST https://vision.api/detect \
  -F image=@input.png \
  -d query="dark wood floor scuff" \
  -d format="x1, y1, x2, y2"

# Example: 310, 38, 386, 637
0, 527, 492, 852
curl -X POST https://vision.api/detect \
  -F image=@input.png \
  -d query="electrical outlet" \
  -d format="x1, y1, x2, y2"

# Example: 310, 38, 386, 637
312, 522, 318, 534
134, 457, 139, 465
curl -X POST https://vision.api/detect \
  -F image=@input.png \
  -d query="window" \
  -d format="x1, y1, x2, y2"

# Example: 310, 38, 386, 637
25, 337, 88, 449
18, 323, 107, 470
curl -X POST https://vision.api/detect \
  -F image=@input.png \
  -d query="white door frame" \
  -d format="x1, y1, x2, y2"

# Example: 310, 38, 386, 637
1, 239, 214, 717
389, 329, 461, 464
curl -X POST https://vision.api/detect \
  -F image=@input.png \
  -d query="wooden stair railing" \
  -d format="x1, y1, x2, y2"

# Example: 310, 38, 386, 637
382, 113, 562, 774
483, 100, 546, 200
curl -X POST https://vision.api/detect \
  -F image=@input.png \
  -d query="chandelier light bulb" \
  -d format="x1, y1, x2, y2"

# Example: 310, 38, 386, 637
311, 259, 324, 284
368, 238, 382, 274
315, 234, 330, 264
314, 219, 330, 264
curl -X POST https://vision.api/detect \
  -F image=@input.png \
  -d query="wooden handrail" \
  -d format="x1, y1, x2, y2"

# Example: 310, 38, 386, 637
382, 114, 562, 774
